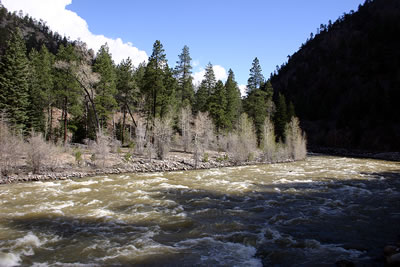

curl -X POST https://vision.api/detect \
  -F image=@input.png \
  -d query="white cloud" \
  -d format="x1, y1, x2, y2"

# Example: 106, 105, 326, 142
192, 64, 228, 86
192, 60, 200, 67
2, 0, 148, 66
238, 84, 247, 97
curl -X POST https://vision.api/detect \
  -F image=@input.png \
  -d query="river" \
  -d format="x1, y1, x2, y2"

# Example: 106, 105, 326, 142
0, 154, 399, 266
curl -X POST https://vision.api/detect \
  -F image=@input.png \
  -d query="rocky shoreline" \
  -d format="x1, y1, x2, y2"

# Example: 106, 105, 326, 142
0, 156, 290, 185
2, 148, 399, 185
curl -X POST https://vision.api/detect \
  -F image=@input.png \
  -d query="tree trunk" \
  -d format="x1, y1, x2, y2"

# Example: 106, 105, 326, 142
63, 97, 68, 145
121, 108, 126, 145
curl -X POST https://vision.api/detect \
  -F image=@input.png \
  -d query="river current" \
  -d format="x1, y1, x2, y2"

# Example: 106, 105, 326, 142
0, 155, 399, 266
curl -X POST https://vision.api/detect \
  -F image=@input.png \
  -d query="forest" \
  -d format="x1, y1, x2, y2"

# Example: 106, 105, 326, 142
271, 0, 400, 151
0, 5, 306, 175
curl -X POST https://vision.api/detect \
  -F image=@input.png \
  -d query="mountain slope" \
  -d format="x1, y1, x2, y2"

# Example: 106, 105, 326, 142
271, 0, 400, 151
0, 5, 69, 55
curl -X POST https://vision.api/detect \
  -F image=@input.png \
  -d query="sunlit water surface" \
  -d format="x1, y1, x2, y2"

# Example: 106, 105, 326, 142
0, 155, 399, 266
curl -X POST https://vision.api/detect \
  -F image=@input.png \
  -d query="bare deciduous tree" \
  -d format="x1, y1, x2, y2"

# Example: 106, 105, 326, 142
193, 112, 214, 168
0, 118, 25, 176
91, 131, 110, 167
153, 116, 173, 160
227, 113, 257, 164
262, 116, 276, 162
285, 117, 307, 160
26, 132, 57, 174
180, 105, 192, 153
135, 116, 146, 154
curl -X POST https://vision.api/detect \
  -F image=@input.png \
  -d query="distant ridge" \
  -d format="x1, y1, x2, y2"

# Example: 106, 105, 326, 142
0, 4, 70, 55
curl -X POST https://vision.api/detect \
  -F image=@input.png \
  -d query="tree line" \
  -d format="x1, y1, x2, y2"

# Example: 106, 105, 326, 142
0, 13, 306, 165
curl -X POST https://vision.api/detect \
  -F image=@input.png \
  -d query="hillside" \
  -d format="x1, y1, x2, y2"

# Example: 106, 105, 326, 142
271, 0, 400, 152
0, 5, 68, 55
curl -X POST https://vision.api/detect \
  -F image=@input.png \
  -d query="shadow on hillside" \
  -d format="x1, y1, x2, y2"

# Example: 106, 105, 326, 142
6, 169, 400, 266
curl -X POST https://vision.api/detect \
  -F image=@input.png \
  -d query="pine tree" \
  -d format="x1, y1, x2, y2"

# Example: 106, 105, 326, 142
244, 88, 268, 144
203, 62, 216, 96
116, 57, 137, 144
194, 81, 208, 113
209, 80, 228, 132
0, 28, 30, 131
175, 45, 194, 107
28, 45, 54, 134
274, 93, 288, 142
287, 101, 296, 121
225, 69, 242, 130
143, 40, 167, 119
194, 62, 216, 113
93, 43, 118, 129
160, 65, 177, 117
247, 57, 264, 94
53, 44, 83, 144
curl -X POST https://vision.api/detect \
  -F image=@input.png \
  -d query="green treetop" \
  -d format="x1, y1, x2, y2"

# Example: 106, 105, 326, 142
143, 40, 168, 119
28, 45, 54, 134
274, 92, 288, 142
175, 45, 194, 107
93, 43, 118, 128
53, 43, 83, 144
225, 69, 242, 130
0, 28, 30, 131
209, 80, 228, 132
247, 57, 264, 94
194, 62, 216, 113
203, 62, 216, 96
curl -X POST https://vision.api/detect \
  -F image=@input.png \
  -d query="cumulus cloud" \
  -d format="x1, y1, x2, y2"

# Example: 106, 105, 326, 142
2, 0, 148, 66
238, 84, 247, 97
192, 64, 228, 86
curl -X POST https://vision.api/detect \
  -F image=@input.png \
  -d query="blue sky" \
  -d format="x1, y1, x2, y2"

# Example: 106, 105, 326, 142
4, 0, 365, 90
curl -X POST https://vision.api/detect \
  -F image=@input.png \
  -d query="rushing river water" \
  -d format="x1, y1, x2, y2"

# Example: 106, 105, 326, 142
0, 155, 399, 266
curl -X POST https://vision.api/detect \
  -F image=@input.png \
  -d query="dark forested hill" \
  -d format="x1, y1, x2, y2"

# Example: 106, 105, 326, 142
0, 5, 69, 55
271, 0, 400, 152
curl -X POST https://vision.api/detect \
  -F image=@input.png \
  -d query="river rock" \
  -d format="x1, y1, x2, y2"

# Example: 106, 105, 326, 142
384, 245, 399, 256
387, 253, 400, 265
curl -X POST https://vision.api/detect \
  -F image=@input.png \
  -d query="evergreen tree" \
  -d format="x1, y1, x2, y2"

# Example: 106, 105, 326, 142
28, 45, 54, 134
53, 44, 83, 144
143, 40, 167, 119
225, 69, 242, 130
244, 89, 268, 144
208, 80, 228, 132
0, 28, 30, 131
274, 93, 288, 142
261, 79, 274, 99
175, 45, 194, 107
194, 81, 208, 113
116, 57, 137, 144
161, 65, 177, 117
287, 101, 296, 121
93, 43, 117, 128
244, 78, 274, 144
247, 57, 264, 94
203, 62, 216, 96
194, 62, 216, 113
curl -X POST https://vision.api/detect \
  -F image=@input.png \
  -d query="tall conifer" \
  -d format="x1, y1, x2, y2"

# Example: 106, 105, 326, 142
247, 57, 264, 94
175, 45, 194, 107
225, 69, 242, 130
93, 43, 118, 128
28, 45, 54, 134
0, 28, 30, 131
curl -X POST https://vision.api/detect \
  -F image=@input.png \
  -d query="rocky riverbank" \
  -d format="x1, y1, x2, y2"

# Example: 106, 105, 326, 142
0, 151, 291, 185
